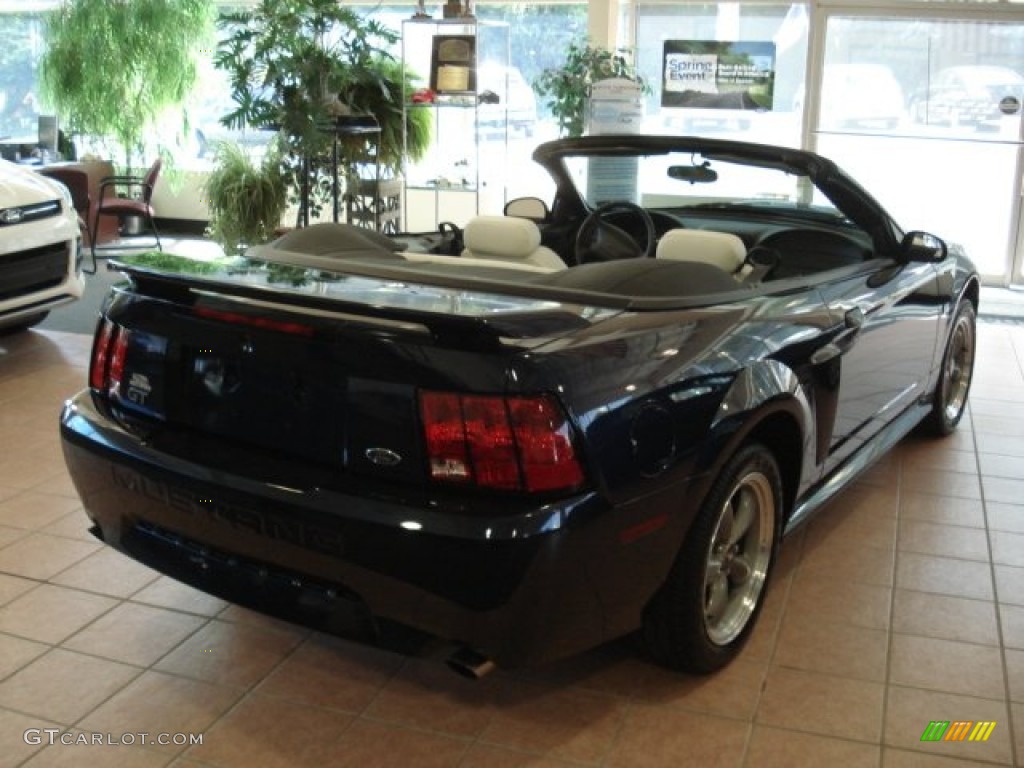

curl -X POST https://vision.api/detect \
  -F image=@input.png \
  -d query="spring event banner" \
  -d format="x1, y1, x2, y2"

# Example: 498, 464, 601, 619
662, 40, 776, 111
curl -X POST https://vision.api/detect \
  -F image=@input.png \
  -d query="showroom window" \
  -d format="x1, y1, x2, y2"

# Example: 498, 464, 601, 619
633, 3, 810, 148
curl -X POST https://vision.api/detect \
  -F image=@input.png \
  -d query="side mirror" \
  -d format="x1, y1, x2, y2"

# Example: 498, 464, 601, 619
504, 196, 549, 222
900, 230, 948, 263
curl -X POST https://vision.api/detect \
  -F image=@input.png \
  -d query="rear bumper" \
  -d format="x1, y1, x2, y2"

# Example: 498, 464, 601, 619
60, 391, 695, 667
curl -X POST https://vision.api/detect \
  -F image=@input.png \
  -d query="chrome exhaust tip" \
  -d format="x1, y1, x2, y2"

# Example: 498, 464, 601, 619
446, 647, 496, 679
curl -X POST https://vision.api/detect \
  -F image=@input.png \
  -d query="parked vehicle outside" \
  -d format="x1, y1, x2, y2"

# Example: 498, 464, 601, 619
909, 65, 1024, 129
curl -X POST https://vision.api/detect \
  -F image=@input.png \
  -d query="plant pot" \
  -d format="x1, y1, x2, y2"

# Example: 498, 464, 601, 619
120, 214, 143, 236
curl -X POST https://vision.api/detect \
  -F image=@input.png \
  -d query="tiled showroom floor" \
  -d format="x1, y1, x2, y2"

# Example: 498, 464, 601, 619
0, 319, 1022, 767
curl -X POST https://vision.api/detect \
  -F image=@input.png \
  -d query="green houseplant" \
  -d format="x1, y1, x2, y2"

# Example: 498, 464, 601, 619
215, 0, 430, 224
533, 40, 647, 138
203, 139, 288, 258
39, 0, 214, 170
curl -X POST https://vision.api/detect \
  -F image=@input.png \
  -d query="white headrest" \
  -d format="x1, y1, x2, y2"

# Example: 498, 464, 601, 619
463, 215, 542, 259
656, 229, 747, 273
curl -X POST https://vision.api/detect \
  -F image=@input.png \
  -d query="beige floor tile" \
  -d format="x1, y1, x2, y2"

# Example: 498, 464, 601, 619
0, 632, 48, 680
62, 601, 207, 667
896, 553, 994, 601
987, 503, 1024, 535
480, 682, 628, 764
0, 572, 35, 607
35, 473, 83, 500
995, 565, 1024, 607
991, 530, 1024, 568
804, 510, 897, 552
979, 453, 1024, 481
746, 726, 879, 767
773, 614, 888, 682
756, 667, 884, 742
983, 476, 1024, 506
0, 492, 80, 532
797, 540, 895, 588
884, 686, 1012, 765
1008, 649, 1024, 704
130, 576, 229, 617
0, 648, 139, 723
0, 707, 62, 768
0, 457, 67, 491
79, 670, 244, 755
889, 634, 1006, 700
900, 493, 985, 528
1013, 702, 1024, 765
898, 522, 991, 562
18, 737, 172, 767
901, 468, 981, 500
319, 719, 470, 768
364, 657, 500, 737
629, 654, 767, 721
0, 524, 28, 551
901, 449, 978, 476
50, 547, 159, 598
0, 532, 99, 580
785, 577, 891, 630
154, 619, 305, 689
1001, 604, 1024, 651
0, 584, 116, 644
975, 429, 1024, 455
257, 632, 402, 713
185, 692, 356, 768
457, 743, 580, 767
605, 705, 749, 768
39, 511, 98, 542
882, 748, 1011, 766
892, 590, 1000, 646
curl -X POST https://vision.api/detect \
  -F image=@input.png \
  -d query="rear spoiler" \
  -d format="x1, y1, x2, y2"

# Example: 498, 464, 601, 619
107, 259, 616, 346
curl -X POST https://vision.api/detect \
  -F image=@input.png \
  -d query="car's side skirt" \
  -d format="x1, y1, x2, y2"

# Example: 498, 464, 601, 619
784, 399, 931, 534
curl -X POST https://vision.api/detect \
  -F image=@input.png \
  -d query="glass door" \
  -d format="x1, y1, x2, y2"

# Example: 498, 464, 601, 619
810, 13, 1024, 282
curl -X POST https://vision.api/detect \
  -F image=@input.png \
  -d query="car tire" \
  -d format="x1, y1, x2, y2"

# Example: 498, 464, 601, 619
0, 312, 49, 334
922, 301, 976, 436
641, 442, 781, 673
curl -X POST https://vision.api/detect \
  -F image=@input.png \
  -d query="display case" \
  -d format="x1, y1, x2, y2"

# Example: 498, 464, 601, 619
402, 17, 511, 231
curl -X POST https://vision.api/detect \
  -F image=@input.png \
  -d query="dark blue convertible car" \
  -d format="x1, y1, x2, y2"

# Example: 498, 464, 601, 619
60, 135, 978, 677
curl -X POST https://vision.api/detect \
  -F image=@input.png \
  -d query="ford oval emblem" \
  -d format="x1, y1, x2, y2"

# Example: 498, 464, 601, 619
365, 447, 402, 467
0, 208, 24, 225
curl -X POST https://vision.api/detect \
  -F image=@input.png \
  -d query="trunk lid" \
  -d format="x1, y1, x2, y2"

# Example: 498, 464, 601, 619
98, 256, 619, 490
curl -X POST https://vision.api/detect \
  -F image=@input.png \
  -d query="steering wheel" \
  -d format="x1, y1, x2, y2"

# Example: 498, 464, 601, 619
574, 201, 658, 264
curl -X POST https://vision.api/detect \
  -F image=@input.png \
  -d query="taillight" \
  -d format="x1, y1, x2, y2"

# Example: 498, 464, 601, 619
89, 318, 127, 396
419, 391, 584, 494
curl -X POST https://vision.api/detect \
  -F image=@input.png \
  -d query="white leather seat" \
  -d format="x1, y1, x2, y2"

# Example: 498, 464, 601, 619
655, 229, 747, 274
461, 215, 567, 270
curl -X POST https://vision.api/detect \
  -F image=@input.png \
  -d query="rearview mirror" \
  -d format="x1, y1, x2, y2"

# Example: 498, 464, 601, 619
504, 197, 549, 222
900, 231, 947, 263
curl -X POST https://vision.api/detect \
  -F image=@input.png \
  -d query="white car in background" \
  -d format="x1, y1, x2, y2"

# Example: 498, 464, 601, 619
0, 159, 83, 331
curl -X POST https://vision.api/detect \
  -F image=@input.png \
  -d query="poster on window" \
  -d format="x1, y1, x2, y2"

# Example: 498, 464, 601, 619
661, 41, 775, 111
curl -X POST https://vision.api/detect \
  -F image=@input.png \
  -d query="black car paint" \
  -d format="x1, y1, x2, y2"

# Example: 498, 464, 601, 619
60, 136, 979, 668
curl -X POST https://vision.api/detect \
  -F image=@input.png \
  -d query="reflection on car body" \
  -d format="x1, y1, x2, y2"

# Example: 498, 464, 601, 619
61, 134, 978, 678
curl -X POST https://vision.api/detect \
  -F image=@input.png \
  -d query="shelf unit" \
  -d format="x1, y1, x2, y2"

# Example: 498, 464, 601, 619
401, 17, 510, 231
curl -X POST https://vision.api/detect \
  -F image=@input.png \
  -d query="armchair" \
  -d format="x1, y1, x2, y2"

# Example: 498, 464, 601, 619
90, 157, 163, 261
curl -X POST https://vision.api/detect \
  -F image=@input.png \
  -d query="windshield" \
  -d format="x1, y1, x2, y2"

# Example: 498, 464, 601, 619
563, 150, 845, 222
